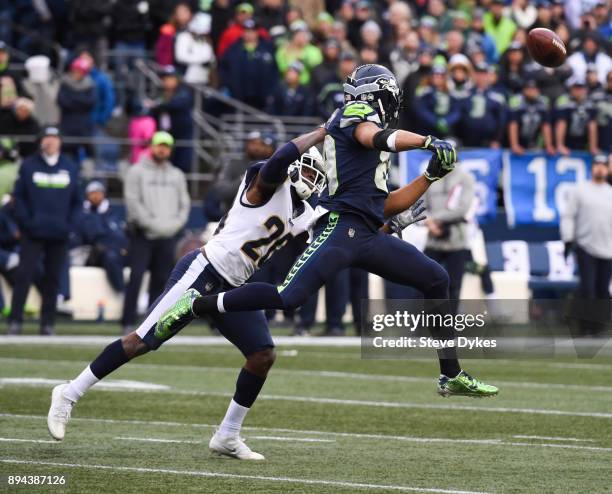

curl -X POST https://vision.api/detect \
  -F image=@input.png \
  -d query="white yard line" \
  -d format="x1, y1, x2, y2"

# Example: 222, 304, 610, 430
0, 458, 490, 494
505, 442, 612, 453
1, 413, 607, 453
116, 435, 334, 444
512, 435, 596, 443
0, 437, 57, 444
2, 357, 612, 393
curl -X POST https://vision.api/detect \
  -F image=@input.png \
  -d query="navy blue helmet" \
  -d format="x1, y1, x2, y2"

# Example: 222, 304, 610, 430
343, 64, 402, 127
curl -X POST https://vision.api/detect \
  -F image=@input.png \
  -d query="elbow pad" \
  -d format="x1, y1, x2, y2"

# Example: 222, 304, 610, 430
372, 129, 398, 152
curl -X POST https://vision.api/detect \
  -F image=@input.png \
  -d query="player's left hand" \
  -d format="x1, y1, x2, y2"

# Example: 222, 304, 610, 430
389, 199, 426, 235
422, 136, 457, 166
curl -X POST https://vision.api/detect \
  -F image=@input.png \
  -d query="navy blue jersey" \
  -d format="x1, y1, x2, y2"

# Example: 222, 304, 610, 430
318, 102, 390, 230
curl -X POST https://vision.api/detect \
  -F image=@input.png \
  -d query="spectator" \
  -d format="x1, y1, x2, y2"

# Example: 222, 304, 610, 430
511, 0, 538, 30
426, 0, 453, 33
0, 42, 21, 129
149, 0, 197, 33
458, 63, 506, 148
219, 20, 277, 110
413, 64, 461, 139
361, 20, 390, 66
121, 131, 190, 333
2, 98, 40, 158
465, 9, 498, 64
266, 61, 313, 117
448, 54, 474, 102
484, 0, 517, 55
212, 130, 275, 214
150, 66, 194, 173
8, 127, 81, 336
276, 20, 323, 85
217, 3, 270, 58
531, 0, 555, 30
257, 0, 287, 33
530, 62, 573, 104
155, 2, 193, 67
560, 154, 612, 334
311, 38, 342, 95
79, 181, 128, 293
554, 78, 598, 155
418, 16, 441, 49
313, 12, 335, 45
22, 55, 60, 126
316, 50, 357, 119
347, 0, 375, 49
57, 56, 96, 160
443, 30, 465, 60
400, 48, 434, 131
0, 195, 21, 314
508, 78, 555, 155
567, 34, 612, 86
359, 45, 379, 65
78, 52, 115, 129
390, 30, 420, 88
127, 101, 157, 164
0, 137, 19, 198
593, 71, 611, 153
112, 0, 150, 109
497, 41, 529, 95
68, 0, 113, 64
175, 12, 216, 85
424, 164, 476, 313
210, 0, 233, 52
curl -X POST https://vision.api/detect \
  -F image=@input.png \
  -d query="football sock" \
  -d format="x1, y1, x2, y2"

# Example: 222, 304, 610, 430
217, 399, 250, 437
192, 283, 284, 316
233, 368, 266, 407
217, 369, 266, 437
438, 355, 461, 379
64, 366, 98, 403
65, 339, 129, 402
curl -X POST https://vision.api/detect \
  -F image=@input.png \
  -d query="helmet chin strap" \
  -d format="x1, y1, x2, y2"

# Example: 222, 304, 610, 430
289, 167, 312, 199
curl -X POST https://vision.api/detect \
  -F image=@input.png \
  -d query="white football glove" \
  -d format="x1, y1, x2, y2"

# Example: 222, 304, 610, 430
389, 199, 426, 237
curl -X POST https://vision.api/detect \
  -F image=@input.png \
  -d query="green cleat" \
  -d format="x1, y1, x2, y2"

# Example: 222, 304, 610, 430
437, 370, 499, 398
155, 288, 201, 343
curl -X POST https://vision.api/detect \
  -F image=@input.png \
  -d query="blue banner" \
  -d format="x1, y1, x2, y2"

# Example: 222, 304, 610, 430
399, 149, 502, 223
503, 152, 592, 227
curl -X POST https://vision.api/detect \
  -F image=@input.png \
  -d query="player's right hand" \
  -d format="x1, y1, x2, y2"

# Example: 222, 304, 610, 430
422, 136, 457, 166
423, 155, 454, 182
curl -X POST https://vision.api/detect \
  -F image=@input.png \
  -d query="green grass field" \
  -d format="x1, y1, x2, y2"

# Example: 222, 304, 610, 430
1, 324, 611, 493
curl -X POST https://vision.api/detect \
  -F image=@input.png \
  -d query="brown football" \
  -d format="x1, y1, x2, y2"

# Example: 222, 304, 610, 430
527, 28, 567, 68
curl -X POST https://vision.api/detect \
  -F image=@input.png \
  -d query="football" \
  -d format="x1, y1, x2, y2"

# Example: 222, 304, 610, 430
527, 28, 567, 68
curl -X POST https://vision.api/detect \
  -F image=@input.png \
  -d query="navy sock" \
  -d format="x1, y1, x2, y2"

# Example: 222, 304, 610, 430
192, 283, 284, 316
233, 368, 266, 408
89, 339, 130, 379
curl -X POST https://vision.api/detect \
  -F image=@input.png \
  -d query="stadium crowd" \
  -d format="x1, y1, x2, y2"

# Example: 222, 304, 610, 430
0, 0, 611, 335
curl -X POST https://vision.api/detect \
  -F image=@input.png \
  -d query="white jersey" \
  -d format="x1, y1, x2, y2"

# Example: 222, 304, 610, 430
206, 166, 315, 287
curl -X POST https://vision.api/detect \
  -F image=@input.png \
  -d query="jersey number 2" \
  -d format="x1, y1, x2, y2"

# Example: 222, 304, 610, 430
241, 216, 289, 266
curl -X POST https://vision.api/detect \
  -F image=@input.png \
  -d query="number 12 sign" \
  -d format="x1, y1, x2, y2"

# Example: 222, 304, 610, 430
503, 152, 591, 227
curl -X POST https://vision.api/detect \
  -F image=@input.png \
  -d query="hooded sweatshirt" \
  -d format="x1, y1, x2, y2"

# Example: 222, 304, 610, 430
123, 156, 190, 239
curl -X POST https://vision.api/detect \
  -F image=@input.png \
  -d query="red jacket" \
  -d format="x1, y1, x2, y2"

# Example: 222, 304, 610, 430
155, 24, 176, 67
216, 23, 270, 58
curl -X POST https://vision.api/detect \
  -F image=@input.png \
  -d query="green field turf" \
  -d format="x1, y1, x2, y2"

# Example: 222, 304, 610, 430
0, 329, 611, 493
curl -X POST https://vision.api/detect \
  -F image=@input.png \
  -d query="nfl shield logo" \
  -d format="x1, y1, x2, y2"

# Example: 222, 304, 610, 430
348, 228, 355, 238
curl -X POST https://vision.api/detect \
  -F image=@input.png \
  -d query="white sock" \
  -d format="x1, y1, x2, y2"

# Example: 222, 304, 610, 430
63, 366, 99, 403
217, 399, 249, 437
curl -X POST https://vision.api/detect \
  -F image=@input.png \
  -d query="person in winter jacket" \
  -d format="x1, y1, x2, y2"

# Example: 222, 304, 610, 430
216, 3, 270, 58
154, 2, 193, 67
57, 56, 96, 160
219, 20, 277, 110
175, 12, 215, 85
78, 181, 127, 293
266, 61, 313, 117
8, 127, 81, 336
121, 131, 190, 332
0, 98, 39, 158
149, 66, 194, 173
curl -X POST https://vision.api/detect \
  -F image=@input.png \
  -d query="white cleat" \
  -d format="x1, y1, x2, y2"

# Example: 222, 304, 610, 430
209, 432, 265, 460
47, 383, 74, 441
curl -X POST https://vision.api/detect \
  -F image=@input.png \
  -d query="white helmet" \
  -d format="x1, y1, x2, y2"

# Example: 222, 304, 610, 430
288, 146, 326, 199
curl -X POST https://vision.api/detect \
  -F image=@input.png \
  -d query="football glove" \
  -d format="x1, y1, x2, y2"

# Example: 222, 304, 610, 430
423, 154, 455, 182
422, 135, 457, 166
389, 199, 427, 236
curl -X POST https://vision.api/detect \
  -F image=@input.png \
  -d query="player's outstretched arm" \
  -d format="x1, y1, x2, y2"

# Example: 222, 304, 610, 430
354, 121, 457, 165
246, 127, 326, 205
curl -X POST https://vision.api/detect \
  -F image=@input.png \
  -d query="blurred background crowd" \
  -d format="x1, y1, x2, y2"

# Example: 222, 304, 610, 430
0, 0, 610, 336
